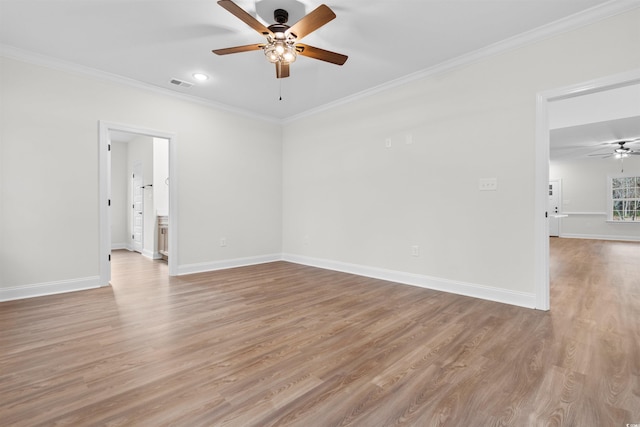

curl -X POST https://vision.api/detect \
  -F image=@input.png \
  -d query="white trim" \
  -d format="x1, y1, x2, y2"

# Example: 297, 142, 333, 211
0, 277, 101, 302
535, 68, 640, 312
177, 254, 282, 276
282, 254, 536, 309
535, 93, 551, 311
142, 249, 162, 260
0, 45, 279, 125
3, 2, 638, 124
99, 121, 179, 285
111, 242, 129, 250
559, 234, 640, 242
4, 253, 536, 307
284, 1, 640, 124
563, 211, 607, 215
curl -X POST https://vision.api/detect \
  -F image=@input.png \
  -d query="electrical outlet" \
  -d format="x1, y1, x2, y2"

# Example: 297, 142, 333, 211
479, 178, 498, 191
385, 138, 392, 148
411, 245, 420, 257
220, 237, 227, 247
405, 133, 413, 144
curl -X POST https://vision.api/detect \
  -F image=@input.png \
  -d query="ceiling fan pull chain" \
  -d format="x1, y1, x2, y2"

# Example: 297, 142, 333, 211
279, 77, 283, 101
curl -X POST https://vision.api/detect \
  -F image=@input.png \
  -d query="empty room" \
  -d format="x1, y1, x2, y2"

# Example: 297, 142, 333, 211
1, 0, 639, 425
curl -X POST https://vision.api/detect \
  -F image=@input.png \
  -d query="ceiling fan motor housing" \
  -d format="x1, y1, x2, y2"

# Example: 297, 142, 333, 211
274, 9, 288, 24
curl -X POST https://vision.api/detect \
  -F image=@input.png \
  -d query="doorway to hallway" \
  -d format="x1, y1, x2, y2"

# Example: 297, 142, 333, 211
98, 121, 178, 286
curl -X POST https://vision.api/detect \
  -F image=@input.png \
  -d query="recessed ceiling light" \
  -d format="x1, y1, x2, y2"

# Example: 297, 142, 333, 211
192, 73, 209, 81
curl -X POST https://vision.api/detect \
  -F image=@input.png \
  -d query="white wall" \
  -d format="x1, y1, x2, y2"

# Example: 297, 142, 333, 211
0, 57, 282, 298
1, 8, 638, 304
153, 138, 169, 216
282, 8, 640, 305
550, 157, 640, 241
110, 141, 128, 248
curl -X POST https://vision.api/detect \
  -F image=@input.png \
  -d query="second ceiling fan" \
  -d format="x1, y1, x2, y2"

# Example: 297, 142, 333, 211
588, 138, 640, 158
212, 0, 348, 78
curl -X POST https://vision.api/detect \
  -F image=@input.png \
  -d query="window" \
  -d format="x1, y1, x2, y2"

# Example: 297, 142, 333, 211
608, 175, 640, 222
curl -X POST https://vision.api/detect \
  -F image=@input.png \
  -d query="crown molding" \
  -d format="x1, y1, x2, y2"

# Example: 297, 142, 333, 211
2, 1, 637, 125
0, 44, 280, 125
283, 0, 640, 124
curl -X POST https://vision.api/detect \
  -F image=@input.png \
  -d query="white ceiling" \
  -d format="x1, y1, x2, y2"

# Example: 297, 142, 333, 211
0, 0, 623, 122
550, 117, 640, 160
549, 83, 640, 160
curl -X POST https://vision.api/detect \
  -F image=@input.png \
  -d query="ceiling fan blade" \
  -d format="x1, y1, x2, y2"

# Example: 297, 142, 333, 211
286, 4, 336, 40
296, 44, 348, 65
217, 0, 272, 37
212, 43, 264, 55
276, 62, 290, 79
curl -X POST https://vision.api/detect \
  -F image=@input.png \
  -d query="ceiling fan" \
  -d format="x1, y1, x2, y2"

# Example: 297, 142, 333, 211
588, 138, 640, 172
588, 138, 640, 159
212, 0, 348, 78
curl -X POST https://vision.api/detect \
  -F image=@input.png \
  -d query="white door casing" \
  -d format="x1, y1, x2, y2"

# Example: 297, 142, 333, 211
132, 163, 144, 253
99, 121, 178, 286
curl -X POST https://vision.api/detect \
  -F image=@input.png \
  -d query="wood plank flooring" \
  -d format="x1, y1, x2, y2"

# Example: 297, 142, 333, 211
1, 238, 639, 426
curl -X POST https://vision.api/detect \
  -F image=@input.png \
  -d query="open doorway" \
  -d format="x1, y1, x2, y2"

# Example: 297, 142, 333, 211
98, 121, 178, 286
110, 133, 169, 259
535, 69, 640, 310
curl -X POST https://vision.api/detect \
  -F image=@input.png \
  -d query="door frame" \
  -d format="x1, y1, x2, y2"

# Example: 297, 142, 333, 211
534, 68, 640, 310
131, 162, 144, 254
99, 121, 178, 285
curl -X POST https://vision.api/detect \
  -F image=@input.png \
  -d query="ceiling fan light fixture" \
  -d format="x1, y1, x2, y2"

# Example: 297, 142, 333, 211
282, 48, 297, 63
264, 41, 297, 64
265, 46, 279, 63
213, 1, 347, 78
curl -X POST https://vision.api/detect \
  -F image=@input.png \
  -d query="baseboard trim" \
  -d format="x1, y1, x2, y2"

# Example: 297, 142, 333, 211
282, 254, 536, 309
559, 233, 640, 242
0, 276, 102, 302
111, 243, 129, 250
2, 254, 538, 308
177, 253, 283, 276
142, 249, 162, 260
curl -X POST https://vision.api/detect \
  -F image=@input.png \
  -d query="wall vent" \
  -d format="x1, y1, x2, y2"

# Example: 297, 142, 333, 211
169, 78, 193, 88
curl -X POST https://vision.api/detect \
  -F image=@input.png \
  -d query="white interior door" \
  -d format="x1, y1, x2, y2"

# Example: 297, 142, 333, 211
548, 180, 561, 237
132, 163, 144, 253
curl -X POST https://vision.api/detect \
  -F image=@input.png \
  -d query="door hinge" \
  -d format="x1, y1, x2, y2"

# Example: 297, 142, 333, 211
545, 211, 548, 218
132, 234, 135, 239
108, 144, 111, 151
108, 254, 111, 261
108, 199, 111, 206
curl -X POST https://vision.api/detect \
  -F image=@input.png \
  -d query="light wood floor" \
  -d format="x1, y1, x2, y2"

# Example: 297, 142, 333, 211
1, 238, 639, 426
